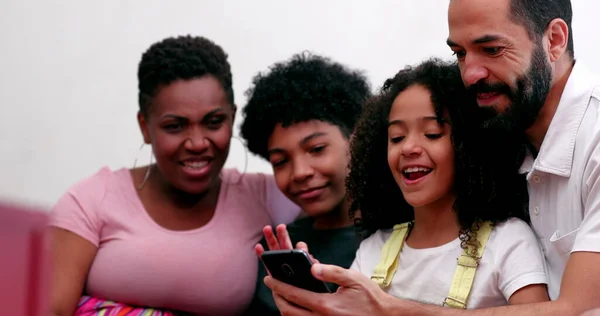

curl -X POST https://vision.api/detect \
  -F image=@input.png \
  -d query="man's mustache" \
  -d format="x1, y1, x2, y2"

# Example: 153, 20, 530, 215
467, 80, 514, 98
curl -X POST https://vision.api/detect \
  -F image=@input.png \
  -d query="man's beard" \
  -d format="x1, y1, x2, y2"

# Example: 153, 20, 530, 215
469, 44, 553, 133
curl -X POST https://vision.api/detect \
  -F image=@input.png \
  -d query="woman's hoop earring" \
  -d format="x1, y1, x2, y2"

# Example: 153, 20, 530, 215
221, 135, 249, 185
132, 143, 154, 190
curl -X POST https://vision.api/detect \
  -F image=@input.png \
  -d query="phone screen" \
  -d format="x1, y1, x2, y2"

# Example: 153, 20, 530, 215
260, 249, 331, 293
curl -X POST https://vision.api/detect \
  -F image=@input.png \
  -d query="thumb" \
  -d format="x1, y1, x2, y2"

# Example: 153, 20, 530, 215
311, 263, 361, 287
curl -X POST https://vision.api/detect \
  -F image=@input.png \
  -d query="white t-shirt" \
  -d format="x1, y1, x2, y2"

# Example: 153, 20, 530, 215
350, 218, 548, 309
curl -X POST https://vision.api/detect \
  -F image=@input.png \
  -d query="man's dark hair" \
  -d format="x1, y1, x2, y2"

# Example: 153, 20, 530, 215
137, 35, 234, 117
240, 52, 371, 160
509, 0, 574, 59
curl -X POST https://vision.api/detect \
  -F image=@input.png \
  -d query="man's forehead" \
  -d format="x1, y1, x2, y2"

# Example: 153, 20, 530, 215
449, 0, 509, 15
448, 0, 510, 28
448, 0, 518, 44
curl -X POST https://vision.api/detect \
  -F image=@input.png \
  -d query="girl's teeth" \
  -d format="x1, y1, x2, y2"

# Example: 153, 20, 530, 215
404, 167, 431, 173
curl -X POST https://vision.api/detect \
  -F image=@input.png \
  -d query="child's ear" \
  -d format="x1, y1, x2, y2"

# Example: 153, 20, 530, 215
231, 105, 237, 125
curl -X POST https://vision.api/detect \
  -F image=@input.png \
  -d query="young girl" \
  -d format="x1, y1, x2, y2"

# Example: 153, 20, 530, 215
346, 58, 549, 308
240, 52, 370, 315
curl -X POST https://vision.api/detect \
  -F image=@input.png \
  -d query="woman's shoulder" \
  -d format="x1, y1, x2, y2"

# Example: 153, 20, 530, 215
50, 166, 132, 243
61, 166, 131, 202
221, 168, 272, 186
220, 168, 275, 198
220, 168, 300, 225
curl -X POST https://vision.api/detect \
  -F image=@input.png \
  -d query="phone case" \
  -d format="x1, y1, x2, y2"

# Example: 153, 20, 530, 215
260, 249, 331, 293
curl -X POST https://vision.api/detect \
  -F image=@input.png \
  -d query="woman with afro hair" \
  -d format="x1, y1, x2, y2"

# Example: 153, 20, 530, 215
240, 52, 371, 315
48, 35, 302, 316
265, 58, 550, 312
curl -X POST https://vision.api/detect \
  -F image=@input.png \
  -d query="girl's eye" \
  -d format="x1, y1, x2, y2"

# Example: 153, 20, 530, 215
390, 136, 405, 143
425, 134, 443, 140
271, 159, 287, 168
310, 145, 326, 154
452, 50, 466, 59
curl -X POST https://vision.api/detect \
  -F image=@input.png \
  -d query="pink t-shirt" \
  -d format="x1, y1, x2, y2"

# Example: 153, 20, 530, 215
50, 167, 300, 315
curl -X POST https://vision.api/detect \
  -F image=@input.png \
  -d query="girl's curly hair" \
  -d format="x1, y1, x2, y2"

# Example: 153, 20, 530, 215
346, 58, 529, 253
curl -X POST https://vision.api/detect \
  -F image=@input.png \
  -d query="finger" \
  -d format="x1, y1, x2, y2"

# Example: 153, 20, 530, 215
296, 241, 309, 253
264, 276, 323, 312
256, 244, 273, 276
296, 242, 319, 264
272, 292, 315, 316
276, 224, 294, 249
310, 255, 320, 264
263, 225, 280, 250
312, 263, 363, 287
255, 244, 265, 257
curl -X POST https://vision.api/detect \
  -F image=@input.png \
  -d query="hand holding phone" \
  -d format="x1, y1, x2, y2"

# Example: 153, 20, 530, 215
260, 249, 331, 293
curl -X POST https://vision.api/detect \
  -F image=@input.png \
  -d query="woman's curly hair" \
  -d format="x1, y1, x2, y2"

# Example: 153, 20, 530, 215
346, 58, 529, 252
240, 52, 371, 159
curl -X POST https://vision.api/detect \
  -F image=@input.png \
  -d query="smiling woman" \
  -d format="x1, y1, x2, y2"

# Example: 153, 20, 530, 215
47, 35, 301, 316
137, 76, 234, 197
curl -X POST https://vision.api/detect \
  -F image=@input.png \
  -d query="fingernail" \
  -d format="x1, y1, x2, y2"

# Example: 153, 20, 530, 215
313, 264, 322, 276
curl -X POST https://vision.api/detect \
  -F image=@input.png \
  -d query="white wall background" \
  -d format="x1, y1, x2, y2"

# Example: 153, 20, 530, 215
0, 0, 598, 210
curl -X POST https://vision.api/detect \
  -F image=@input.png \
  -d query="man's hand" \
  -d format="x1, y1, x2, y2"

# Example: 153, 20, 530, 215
263, 253, 600, 316
265, 263, 397, 315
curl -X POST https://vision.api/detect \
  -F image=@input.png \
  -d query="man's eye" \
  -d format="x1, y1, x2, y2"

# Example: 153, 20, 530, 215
483, 47, 503, 55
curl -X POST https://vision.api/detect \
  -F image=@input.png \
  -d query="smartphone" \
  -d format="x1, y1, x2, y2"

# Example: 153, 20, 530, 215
260, 249, 331, 293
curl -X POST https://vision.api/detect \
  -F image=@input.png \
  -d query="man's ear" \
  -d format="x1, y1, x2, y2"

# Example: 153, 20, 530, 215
546, 18, 569, 62
137, 112, 151, 144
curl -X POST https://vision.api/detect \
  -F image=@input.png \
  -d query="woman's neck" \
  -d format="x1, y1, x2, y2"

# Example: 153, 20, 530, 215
406, 194, 460, 249
149, 165, 221, 212
312, 198, 353, 230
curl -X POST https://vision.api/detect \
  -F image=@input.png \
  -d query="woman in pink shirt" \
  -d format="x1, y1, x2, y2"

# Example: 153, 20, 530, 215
48, 35, 300, 316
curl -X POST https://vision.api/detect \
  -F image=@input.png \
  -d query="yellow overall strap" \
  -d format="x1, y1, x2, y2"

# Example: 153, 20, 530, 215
370, 222, 411, 287
443, 221, 494, 309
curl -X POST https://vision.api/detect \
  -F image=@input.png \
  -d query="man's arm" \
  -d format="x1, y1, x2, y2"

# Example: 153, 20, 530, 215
266, 253, 600, 316
389, 252, 600, 316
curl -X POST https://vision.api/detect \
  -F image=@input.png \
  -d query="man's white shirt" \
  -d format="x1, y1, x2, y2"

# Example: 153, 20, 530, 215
519, 60, 600, 299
